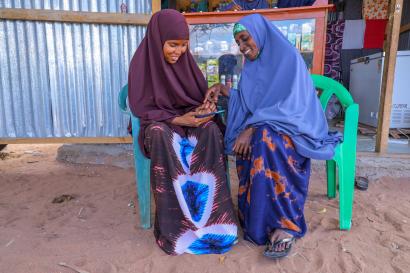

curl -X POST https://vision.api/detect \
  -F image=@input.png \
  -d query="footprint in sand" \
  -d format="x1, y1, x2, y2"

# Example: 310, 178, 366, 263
312, 247, 325, 271
46, 206, 68, 221
376, 193, 386, 201
2, 215, 21, 228
112, 186, 133, 201
44, 232, 60, 241
308, 218, 322, 233
319, 217, 339, 231
72, 257, 87, 267
95, 261, 119, 273
391, 253, 410, 273
308, 213, 338, 233
383, 212, 405, 233
143, 260, 154, 273
132, 241, 157, 260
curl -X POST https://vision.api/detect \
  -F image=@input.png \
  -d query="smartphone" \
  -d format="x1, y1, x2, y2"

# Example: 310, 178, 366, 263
195, 110, 225, 118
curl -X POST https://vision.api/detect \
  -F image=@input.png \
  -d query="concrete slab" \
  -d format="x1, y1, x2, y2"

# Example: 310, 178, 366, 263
57, 144, 135, 169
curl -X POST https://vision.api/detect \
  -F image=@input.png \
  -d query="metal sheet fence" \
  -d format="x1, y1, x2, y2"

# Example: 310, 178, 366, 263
0, 0, 150, 138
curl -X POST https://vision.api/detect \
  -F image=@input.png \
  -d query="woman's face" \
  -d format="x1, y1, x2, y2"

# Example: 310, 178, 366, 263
163, 40, 189, 64
234, 31, 259, 61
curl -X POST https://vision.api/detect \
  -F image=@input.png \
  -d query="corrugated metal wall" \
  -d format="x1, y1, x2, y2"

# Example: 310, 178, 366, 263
0, 0, 151, 138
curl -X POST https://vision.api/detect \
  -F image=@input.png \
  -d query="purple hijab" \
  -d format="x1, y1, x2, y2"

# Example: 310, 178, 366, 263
128, 9, 208, 155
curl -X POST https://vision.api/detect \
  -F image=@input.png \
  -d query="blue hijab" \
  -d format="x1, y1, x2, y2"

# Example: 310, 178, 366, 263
235, 0, 269, 10
225, 14, 342, 160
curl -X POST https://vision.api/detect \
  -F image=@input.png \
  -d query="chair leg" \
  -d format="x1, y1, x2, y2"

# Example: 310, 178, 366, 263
131, 119, 151, 229
326, 160, 336, 199
135, 156, 151, 229
338, 162, 354, 230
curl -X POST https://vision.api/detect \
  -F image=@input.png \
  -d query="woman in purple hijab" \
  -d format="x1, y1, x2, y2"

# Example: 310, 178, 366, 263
128, 9, 237, 255
205, 14, 341, 259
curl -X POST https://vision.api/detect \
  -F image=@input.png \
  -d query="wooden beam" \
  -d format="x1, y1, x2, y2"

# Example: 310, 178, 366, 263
0, 8, 151, 25
152, 0, 161, 14
0, 137, 132, 144
401, 23, 410, 33
184, 5, 333, 24
375, 0, 404, 153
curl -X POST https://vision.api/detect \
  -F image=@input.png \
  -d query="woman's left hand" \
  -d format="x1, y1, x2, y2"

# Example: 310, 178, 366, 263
233, 127, 255, 160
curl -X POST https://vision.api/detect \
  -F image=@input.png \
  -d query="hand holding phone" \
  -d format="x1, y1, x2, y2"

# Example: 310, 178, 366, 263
195, 110, 225, 118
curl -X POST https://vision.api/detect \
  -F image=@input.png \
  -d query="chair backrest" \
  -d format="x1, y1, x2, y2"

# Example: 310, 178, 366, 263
311, 74, 354, 111
311, 74, 359, 154
118, 84, 129, 114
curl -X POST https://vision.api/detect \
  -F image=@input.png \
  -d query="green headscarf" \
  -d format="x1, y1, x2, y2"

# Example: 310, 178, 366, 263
233, 22, 262, 59
233, 23, 247, 37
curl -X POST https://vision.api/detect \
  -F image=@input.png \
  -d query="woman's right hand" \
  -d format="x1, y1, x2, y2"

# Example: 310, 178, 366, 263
203, 83, 229, 106
171, 111, 213, 127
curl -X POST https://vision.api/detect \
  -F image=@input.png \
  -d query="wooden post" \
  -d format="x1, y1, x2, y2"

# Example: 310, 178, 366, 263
375, 0, 403, 153
152, 0, 161, 14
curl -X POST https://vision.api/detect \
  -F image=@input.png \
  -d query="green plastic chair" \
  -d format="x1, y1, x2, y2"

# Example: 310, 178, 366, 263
118, 84, 231, 229
311, 74, 359, 230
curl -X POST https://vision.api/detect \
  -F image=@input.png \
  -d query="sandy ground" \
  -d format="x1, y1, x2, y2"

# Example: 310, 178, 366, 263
0, 144, 409, 273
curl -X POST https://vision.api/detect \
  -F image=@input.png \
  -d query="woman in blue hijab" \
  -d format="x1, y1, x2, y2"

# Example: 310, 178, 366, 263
205, 14, 341, 259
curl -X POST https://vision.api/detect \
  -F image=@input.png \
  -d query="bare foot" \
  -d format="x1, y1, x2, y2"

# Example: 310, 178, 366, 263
268, 229, 294, 252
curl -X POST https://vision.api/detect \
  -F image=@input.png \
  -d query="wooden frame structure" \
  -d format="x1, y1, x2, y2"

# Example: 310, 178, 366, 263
184, 0, 331, 75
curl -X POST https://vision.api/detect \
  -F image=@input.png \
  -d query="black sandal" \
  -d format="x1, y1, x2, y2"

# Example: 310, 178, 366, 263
355, 176, 369, 191
263, 237, 295, 259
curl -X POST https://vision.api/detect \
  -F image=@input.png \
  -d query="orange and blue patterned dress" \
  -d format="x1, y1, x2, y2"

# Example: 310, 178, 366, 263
237, 125, 311, 245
